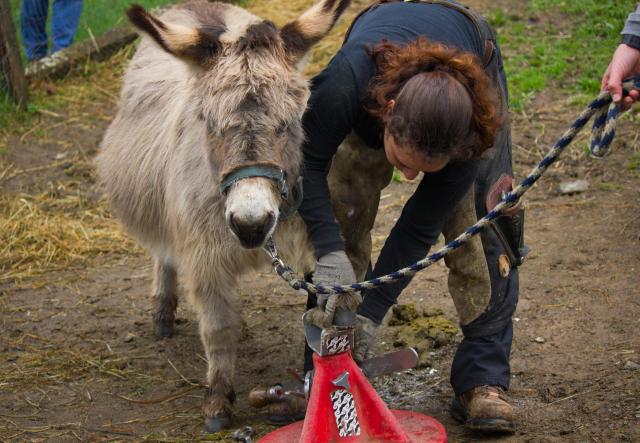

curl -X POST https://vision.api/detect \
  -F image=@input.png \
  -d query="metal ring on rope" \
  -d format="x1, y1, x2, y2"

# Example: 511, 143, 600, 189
264, 76, 640, 296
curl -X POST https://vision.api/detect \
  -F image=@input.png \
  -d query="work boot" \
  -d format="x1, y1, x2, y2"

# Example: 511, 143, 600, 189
451, 385, 515, 434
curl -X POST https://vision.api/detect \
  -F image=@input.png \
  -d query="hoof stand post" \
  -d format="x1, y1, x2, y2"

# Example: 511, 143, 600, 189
260, 325, 446, 442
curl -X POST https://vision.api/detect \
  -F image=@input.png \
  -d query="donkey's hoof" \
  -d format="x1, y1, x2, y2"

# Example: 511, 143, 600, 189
154, 320, 174, 338
204, 413, 233, 433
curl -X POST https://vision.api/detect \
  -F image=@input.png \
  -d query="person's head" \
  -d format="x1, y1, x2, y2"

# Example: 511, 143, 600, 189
368, 38, 502, 179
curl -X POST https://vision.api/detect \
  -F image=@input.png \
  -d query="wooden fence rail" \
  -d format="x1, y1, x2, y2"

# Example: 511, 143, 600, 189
0, 0, 28, 110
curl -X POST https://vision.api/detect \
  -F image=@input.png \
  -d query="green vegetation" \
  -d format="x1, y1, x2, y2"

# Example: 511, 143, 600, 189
627, 152, 640, 171
0, 44, 133, 132
489, 0, 637, 111
597, 182, 622, 191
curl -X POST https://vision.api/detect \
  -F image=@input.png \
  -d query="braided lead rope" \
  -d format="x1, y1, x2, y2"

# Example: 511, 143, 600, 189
590, 95, 622, 158
265, 77, 640, 295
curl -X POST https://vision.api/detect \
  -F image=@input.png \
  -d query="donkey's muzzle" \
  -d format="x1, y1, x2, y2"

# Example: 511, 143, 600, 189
228, 211, 276, 249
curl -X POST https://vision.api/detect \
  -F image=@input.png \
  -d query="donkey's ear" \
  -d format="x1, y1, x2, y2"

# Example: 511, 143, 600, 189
127, 5, 224, 64
280, 0, 351, 61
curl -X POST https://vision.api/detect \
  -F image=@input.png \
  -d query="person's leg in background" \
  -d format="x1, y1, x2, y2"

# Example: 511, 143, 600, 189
20, 0, 50, 61
51, 0, 83, 54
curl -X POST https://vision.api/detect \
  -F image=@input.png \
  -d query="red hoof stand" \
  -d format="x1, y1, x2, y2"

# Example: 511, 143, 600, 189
260, 352, 446, 442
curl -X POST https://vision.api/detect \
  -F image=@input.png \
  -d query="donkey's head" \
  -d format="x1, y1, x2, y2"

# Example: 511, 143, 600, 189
127, 0, 350, 248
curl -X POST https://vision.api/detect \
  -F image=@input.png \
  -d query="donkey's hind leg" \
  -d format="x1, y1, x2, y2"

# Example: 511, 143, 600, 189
152, 258, 178, 338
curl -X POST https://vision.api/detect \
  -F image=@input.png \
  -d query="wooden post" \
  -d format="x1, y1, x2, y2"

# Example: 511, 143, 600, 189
0, 0, 28, 110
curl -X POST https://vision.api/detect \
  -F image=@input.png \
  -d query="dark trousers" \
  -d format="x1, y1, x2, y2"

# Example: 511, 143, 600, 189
451, 321, 513, 395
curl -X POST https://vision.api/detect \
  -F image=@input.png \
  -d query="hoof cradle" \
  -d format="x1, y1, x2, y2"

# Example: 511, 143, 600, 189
204, 413, 232, 433
154, 320, 174, 338
268, 396, 307, 425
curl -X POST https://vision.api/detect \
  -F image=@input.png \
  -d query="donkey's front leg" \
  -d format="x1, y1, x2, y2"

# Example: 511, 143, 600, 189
193, 281, 242, 433
152, 258, 178, 338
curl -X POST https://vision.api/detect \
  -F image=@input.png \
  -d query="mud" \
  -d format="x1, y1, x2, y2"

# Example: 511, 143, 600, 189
388, 304, 458, 368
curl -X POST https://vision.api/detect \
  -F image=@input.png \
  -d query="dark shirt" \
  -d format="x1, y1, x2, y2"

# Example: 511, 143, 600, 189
299, 2, 485, 257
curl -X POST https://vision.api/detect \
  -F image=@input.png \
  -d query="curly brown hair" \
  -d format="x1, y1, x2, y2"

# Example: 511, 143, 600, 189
368, 37, 502, 161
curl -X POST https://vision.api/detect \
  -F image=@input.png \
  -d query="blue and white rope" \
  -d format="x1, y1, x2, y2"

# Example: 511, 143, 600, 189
265, 77, 640, 295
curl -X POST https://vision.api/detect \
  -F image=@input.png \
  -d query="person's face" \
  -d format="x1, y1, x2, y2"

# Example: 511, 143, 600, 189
383, 129, 450, 180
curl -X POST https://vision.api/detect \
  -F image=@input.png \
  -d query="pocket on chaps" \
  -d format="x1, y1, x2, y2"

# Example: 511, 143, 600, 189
486, 174, 530, 272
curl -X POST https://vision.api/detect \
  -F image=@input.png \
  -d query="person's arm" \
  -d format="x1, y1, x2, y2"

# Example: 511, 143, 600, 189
299, 51, 365, 326
299, 51, 361, 258
601, 4, 640, 109
621, 4, 640, 45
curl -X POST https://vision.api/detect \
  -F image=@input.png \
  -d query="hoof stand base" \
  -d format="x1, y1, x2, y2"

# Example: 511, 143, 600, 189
260, 410, 446, 442
260, 352, 446, 442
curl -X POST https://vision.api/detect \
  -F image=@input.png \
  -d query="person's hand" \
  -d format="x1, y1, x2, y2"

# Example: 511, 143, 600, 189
601, 43, 640, 111
313, 251, 361, 327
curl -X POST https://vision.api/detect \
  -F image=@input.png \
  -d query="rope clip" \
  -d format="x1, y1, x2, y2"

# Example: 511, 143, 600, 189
263, 237, 284, 270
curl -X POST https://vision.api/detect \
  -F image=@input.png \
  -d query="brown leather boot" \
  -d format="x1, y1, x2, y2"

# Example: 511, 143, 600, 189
451, 385, 515, 433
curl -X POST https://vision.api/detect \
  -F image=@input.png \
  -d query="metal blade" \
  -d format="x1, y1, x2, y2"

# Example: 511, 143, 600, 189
360, 347, 419, 379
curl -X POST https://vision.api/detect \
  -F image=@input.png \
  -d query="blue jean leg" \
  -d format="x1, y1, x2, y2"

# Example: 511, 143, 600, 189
21, 0, 50, 61
450, 321, 513, 396
51, 0, 83, 53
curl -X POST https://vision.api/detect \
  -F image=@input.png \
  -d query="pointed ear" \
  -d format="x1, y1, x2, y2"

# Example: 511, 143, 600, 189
279, 0, 351, 61
127, 5, 224, 65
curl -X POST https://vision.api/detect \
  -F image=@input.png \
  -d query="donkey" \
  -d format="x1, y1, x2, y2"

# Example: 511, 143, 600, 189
96, 0, 350, 431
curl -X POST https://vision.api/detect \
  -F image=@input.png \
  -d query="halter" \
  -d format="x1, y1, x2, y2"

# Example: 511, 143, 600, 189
219, 165, 303, 220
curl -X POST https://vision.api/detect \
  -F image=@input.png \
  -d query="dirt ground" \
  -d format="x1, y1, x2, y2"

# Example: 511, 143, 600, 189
1, 0, 639, 442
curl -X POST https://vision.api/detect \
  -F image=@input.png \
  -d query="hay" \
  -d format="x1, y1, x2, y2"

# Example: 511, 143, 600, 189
0, 183, 141, 285
0, 47, 138, 285
0, 333, 162, 393
247, 0, 371, 77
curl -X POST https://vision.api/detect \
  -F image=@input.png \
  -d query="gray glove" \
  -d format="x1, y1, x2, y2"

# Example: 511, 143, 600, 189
313, 251, 361, 327
353, 314, 378, 363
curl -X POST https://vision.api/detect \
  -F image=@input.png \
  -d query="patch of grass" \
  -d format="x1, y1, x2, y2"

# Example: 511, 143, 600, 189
0, 99, 38, 134
76, 0, 177, 42
597, 182, 622, 191
627, 152, 640, 171
1, 43, 133, 134
489, 0, 637, 112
